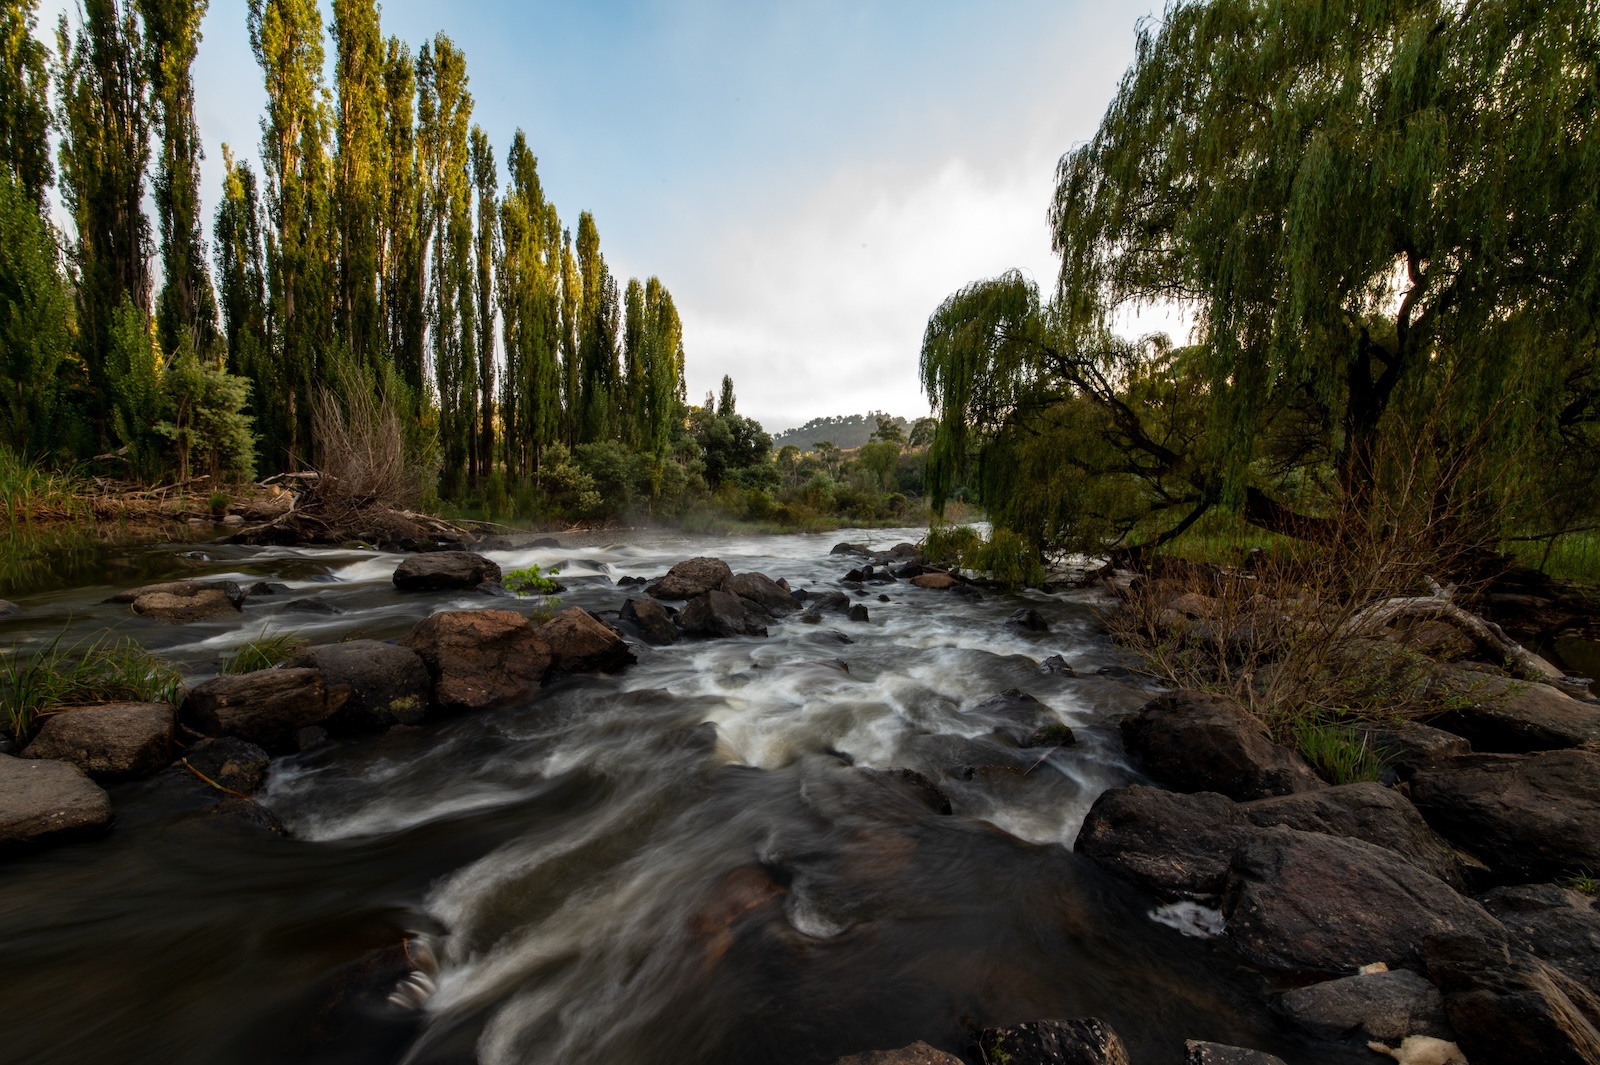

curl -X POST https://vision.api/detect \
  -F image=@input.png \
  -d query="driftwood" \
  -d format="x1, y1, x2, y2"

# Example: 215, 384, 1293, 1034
1339, 590, 1566, 685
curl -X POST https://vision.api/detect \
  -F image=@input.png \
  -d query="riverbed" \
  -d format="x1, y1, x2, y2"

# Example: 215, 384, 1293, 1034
0, 527, 1372, 1064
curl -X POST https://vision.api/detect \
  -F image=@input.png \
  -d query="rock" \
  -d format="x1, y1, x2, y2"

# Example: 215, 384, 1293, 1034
1353, 721, 1472, 777
1274, 968, 1452, 1042
288, 641, 430, 731
21, 702, 174, 781
723, 572, 801, 616
398, 609, 552, 712
1424, 932, 1600, 1065
295, 726, 328, 750
391, 552, 501, 591
1027, 723, 1076, 748
1239, 782, 1464, 888
107, 580, 244, 622
831, 542, 872, 557
1410, 749, 1600, 880
1008, 608, 1050, 632
0, 754, 113, 851
969, 690, 1060, 748
528, 536, 561, 548
615, 575, 647, 586
1478, 883, 1600, 989
181, 669, 348, 751
809, 591, 854, 615
974, 1018, 1130, 1065
1038, 654, 1078, 676
679, 589, 768, 638
537, 607, 636, 674
830, 1042, 961, 1065
1119, 691, 1324, 800
848, 604, 870, 622
860, 767, 953, 816
1182, 1043, 1287, 1065
0, 598, 20, 616
1429, 669, 1600, 751
1076, 785, 1246, 898
283, 598, 341, 614
651, 557, 733, 600
179, 737, 271, 793
1222, 827, 1506, 974
620, 597, 679, 645
911, 572, 958, 590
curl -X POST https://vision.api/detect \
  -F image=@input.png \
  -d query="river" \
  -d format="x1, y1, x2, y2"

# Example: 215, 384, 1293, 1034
0, 526, 1371, 1065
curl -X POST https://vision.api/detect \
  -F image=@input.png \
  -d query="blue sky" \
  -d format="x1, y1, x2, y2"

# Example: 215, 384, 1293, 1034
40, 0, 1162, 432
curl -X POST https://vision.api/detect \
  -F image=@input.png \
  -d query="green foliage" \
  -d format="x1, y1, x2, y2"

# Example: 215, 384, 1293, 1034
971, 528, 1045, 590
922, 523, 983, 568
1290, 721, 1388, 786
221, 628, 305, 674
1558, 870, 1598, 896
536, 442, 600, 517
155, 339, 257, 482
0, 0, 54, 204
207, 489, 229, 512
504, 564, 559, 595
1, 629, 183, 740
0, 171, 72, 458
0, 445, 86, 524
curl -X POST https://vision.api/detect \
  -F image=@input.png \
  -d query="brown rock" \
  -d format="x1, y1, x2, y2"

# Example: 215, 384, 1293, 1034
1274, 968, 1452, 1042
0, 754, 113, 851
22, 702, 174, 781
1429, 670, 1600, 752
1183, 1043, 1287, 1065
650, 557, 733, 600
537, 607, 636, 675
1478, 883, 1600, 991
391, 551, 501, 592
1353, 720, 1472, 777
911, 572, 958, 590
398, 609, 552, 712
1075, 785, 1246, 898
831, 1042, 962, 1065
179, 736, 271, 794
111, 580, 245, 623
679, 589, 768, 638
1425, 932, 1600, 1065
287, 641, 430, 731
723, 571, 800, 615
181, 668, 348, 750
619, 597, 678, 645
1119, 691, 1324, 800
974, 1018, 1130, 1065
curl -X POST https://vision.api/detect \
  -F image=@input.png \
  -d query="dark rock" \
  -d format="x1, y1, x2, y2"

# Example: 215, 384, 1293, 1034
1076, 785, 1245, 897
179, 737, 271, 794
878, 594, 889, 602
1274, 968, 1452, 1042
283, 597, 341, 614
831, 542, 872, 557
724, 572, 801, 616
830, 1041, 962, 1065
1182, 1043, 1287, 1065
1120, 690, 1325, 800
1429, 668, 1600, 752
799, 611, 822, 624
181, 669, 348, 750
295, 726, 328, 750
1239, 782, 1464, 888
809, 591, 854, 615
398, 609, 552, 712
1027, 723, 1076, 748
538, 607, 637, 674
893, 562, 928, 578
1424, 932, 1600, 1065
110, 580, 243, 622
861, 767, 952, 815
969, 689, 1060, 748
246, 581, 291, 597
391, 551, 501, 592
529, 536, 561, 548
651, 557, 733, 600
620, 597, 679, 646
0, 598, 20, 616
1008, 608, 1050, 632
0, 754, 113, 852
1222, 827, 1506, 974
21, 702, 174, 781
883, 543, 920, 561
974, 1018, 1131, 1065
1410, 749, 1600, 880
911, 572, 958, 590
848, 604, 870, 623
615, 575, 647, 586
1354, 721, 1472, 777
680, 589, 768, 638
1478, 883, 1600, 989
288, 641, 430, 731
843, 567, 866, 582
1038, 654, 1078, 676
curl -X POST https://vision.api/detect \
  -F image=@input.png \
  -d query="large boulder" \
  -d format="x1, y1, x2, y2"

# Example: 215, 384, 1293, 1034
831, 1043, 962, 1065
1424, 932, 1600, 1065
398, 609, 551, 712
1429, 670, 1600, 751
537, 607, 636, 675
723, 572, 800, 616
21, 702, 174, 781
109, 580, 243, 623
1274, 968, 1452, 1043
679, 589, 768, 638
1182, 1044, 1286, 1065
287, 641, 430, 731
1353, 721, 1472, 778
619, 598, 679, 646
182, 668, 348, 751
974, 1018, 1130, 1065
1075, 786, 1246, 898
1478, 883, 1600, 990
1221, 827, 1507, 974
1239, 782, 1463, 888
1410, 749, 1600, 880
391, 551, 501, 592
1119, 691, 1324, 800
0, 754, 113, 851
650, 557, 732, 600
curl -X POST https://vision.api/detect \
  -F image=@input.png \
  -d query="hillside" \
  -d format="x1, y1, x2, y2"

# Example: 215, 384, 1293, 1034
770, 413, 911, 452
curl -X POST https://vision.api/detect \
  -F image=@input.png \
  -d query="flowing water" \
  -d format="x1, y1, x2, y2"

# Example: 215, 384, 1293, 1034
0, 527, 1371, 1065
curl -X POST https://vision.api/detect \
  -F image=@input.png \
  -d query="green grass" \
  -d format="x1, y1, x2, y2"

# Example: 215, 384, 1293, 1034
1513, 532, 1600, 587
1, 629, 183, 741
0, 447, 88, 527
1289, 719, 1389, 785
221, 629, 306, 675
1557, 869, 1598, 896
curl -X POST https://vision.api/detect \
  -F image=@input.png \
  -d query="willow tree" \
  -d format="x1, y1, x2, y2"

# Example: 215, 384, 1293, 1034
0, 0, 52, 206
924, 0, 1600, 556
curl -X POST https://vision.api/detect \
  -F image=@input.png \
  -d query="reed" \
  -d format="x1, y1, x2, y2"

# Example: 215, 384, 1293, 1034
1, 629, 183, 741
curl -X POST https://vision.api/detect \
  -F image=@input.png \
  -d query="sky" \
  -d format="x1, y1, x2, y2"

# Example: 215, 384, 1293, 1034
37, 0, 1164, 433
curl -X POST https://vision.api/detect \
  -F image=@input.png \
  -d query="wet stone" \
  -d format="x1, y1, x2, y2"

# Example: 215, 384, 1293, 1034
974, 1018, 1131, 1065
0, 754, 113, 852
1183, 1043, 1287, 1065
1274, 968, 1452, 1042
831, 1043, 961, 1065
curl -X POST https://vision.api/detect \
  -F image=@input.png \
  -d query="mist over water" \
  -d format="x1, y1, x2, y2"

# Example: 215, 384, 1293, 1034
0, 528, 1370, 1065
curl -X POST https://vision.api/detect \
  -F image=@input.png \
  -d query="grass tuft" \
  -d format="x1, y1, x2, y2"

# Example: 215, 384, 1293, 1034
1, 629, 183, 740
1289, 719, 1389, 785
222, 629, 306, 675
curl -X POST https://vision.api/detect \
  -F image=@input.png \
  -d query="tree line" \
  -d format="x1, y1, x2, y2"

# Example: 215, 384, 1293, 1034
0, 0, 688, 499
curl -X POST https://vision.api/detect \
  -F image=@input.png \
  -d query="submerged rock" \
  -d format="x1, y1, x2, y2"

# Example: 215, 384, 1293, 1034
619, 597, 679, 645
1119, 690, 1324, 800
537, 607, 636, 674
973, 1018, 1131, 1065
398, 609, 552, 712
968, 690, 1064, 749
1410, 748, 1600, 880
288, 641, 430, 732
391, 551, 501, 592
181, 668, 347, 751
1182, 1043, 1287, 1065
651, 557, 733, 600
22, 702, 174, 781
179, 736, 271, 794
0, 753, 113, 851
1274, 968, 1452, 1042
830, 1042, 961, 1065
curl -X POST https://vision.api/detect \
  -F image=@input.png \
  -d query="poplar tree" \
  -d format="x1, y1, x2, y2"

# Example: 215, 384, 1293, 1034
139, 0, 216, 358
497, 129, 560, 477
558, 225, 579, 446
574, 210, 618, 443
331, 0, 385, 366
380, 37, 423, 395
214, 146, 273, 439
0, 0, 53, 206
621, 277, 645, 448
469, 124, 496, 483
641, 276, 683, 455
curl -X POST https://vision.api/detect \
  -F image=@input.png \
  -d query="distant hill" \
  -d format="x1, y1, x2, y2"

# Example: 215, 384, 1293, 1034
770, 412, 910, 452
